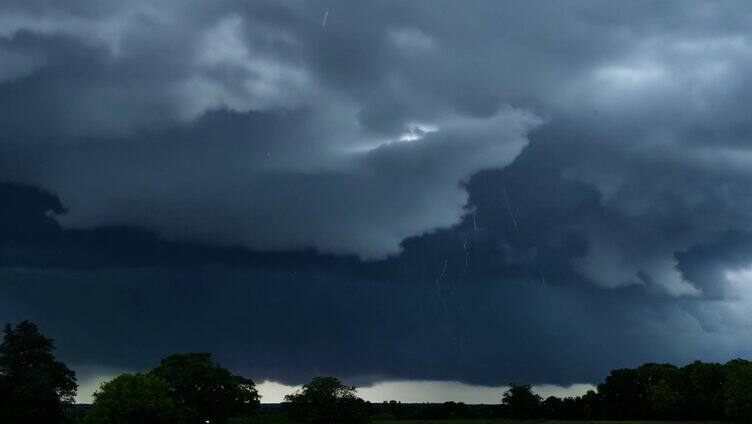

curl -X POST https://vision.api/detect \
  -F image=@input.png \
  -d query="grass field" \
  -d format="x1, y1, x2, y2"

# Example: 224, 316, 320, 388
230, 415, 727, 424
233, 418, 724, 424
374, 422, 724, 424
376, 421, 512, 424
376, 421, 508, 424
373, 419, 721, 424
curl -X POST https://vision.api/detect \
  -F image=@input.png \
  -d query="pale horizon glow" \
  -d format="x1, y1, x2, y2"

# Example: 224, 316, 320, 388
76, 373, 594, 404
255, 380, 594, 404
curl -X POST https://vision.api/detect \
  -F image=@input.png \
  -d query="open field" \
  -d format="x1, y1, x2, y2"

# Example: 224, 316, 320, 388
375, 422, 725, 424
232, 418, 725, 424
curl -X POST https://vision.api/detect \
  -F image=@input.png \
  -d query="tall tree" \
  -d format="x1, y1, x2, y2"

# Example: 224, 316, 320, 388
84, 373, 183, 424
0, 321, 77, 424
283, 376, 369, 424
683, 360, 725, 419
151, 353, 259, 423
582, 389, 603, 419
499, 384, 542, 419
637, 363, 685, 419
598, 368, 645, 419
723, 359, 752, 423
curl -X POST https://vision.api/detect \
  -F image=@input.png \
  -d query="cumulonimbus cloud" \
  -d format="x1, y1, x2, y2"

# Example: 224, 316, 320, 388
4, 0, 752, 294
0, 0, 542, 259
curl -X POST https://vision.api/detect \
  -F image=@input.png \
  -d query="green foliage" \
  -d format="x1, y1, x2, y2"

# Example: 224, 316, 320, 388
283, 376, 369, 424
373, 421, 724, 424
499, 384, 541, 419
724, 359, 752, 423
598, 368, 644, 419
556, 359, 752, 421
637, 363, 684, 418
684, 360, 725, 419
83, 373, 183, 424
541, 395, 584, 420
151, 353, 260, 424
0, 321, 77, 424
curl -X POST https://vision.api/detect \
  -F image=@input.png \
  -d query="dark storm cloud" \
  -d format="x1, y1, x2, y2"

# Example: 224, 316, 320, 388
3, 0, 752, 266
3, 0, 752, 390
3, 264, 710, 388
0, 182, 737, 388
2, 148, 751, 388
0, 1, 540, 257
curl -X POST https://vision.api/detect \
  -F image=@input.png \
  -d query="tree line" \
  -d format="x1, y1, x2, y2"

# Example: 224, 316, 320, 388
2, 320, 752, 423
498, 360, 752, 422
0, 321, 369, 424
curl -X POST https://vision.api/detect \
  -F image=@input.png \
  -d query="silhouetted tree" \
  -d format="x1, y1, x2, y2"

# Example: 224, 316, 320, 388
683, 360, 725, 419
495, 359, 752, 422
0, 321, 77, 424
499, 383, 541, 419
84, 373, 183, 424
637, 363, 685, 418
598, 368, 645, 419
374, 400, 407, 420
582, 389, 603, 419
283, 377, 369, 424
723, 359, 752, 423
542, 395, 585, 419
541, 396, 563, 418
151, 353, 259, 424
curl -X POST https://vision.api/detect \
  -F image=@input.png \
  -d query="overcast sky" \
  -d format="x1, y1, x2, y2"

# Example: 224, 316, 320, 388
3, 0, 752, 404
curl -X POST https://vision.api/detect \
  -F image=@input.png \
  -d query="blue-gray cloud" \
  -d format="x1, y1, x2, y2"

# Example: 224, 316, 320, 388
2, 0, 752, 389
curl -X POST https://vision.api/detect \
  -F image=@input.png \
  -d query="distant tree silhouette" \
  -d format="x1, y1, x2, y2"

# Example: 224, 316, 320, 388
375, 400, 407, 420
410, 401, 473, 420
0, 321, 77, 424
499, 383, 541, 419
508, 359, 752, 422
83, 373, 183, 424
542, 395, 584, 420
283, 376, 369, 424
151, 353, 259, 424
